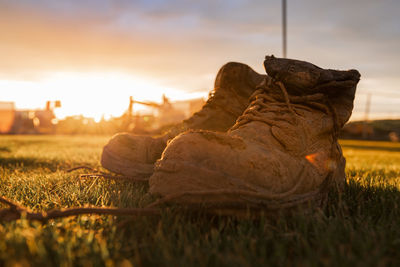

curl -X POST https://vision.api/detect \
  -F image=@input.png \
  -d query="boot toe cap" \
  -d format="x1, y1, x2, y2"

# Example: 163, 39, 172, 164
101, 132, 165, 176
149, 130, 331, 202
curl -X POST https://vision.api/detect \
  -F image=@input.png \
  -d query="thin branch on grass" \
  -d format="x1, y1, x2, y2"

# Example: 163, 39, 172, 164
67, 166, 149, 182
78, 173, 148, 182
0, 196, 159, 222
66, 166, 99, 173
0, 187, 325, 222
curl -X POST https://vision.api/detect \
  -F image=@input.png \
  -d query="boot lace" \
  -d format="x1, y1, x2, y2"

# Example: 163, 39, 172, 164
230, 77, 336, 132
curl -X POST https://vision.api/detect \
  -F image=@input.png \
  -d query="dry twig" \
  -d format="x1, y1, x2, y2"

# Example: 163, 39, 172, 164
0, 196, 159, 222
66, 165, 99, 173
67, 166, 149, 182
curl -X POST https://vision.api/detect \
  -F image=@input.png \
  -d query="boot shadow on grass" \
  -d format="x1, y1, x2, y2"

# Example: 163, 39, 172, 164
327, 178, 400, 223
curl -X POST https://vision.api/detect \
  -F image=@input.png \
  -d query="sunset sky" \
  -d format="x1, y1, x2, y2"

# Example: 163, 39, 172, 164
1, 0, 400, 121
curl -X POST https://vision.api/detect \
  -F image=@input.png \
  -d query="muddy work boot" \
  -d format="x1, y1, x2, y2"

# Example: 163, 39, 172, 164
101, 62, 265, 177
149, 56, 360, 213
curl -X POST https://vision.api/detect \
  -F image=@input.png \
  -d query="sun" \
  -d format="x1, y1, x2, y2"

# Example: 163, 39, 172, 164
46, 72, 166, 121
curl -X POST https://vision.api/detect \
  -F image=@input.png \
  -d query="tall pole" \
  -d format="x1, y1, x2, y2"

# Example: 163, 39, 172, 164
364, 93, 371, 122
282, 0, 287, 58
362, 93, 371, 139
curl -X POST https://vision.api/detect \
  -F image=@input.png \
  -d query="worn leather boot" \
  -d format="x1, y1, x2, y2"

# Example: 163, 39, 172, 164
149, 56, 360, 213
101, 62, 265, 177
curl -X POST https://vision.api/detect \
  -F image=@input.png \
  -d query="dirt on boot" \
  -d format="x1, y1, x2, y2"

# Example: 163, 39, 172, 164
101, 62, 266, 177
149, 56, 360, 214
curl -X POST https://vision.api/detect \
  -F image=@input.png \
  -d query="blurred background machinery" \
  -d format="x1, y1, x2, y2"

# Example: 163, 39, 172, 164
0, 100, 61, 134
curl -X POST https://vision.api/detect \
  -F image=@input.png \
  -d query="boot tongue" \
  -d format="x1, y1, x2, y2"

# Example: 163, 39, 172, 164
263, 55, 360, 95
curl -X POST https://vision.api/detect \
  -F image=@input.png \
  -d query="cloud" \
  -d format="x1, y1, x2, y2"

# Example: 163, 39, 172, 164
0, 0, 283, 90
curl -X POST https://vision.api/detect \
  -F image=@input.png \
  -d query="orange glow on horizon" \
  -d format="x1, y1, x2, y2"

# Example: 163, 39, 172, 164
1, 72, 207, 122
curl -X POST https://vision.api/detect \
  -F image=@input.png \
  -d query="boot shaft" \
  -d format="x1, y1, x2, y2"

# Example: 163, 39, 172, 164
179, 62, 266, 132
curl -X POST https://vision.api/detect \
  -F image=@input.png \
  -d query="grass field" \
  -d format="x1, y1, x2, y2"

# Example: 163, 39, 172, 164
0, 135, 400, 266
